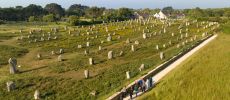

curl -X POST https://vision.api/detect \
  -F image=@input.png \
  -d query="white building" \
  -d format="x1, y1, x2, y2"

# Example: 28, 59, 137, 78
154, 11, 167, 20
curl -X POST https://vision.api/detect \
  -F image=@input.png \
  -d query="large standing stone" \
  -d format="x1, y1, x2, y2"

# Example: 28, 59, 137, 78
6, 81, 15, 92
84, 70, 89, 79
34, 90, 40, 100
126, 71, 130, 79
89, 58, 94, 65
108, 51, 113, 59
8, 58, 17, 74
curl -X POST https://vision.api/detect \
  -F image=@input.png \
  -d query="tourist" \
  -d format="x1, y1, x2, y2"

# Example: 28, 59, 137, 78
134, 82, 139, 97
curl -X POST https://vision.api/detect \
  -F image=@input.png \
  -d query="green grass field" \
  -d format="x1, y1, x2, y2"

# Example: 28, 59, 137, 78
0, 19, 219, 99
138, 22, 230, 100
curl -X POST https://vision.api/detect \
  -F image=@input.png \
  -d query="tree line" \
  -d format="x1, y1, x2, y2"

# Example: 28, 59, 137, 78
0, 3, 229, 25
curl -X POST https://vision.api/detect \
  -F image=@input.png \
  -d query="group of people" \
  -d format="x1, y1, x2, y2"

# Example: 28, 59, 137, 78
121, 77, 155, 99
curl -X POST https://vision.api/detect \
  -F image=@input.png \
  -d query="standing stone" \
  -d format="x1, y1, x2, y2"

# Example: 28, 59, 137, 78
134, 40, 139, 45
131, 45, 135, 52
108, 51, 113, 59
51, 51, 55, 55
172, 33, 174, 37
78, 45, 82, 49
119, 51, 124, 56
107, 36, 112, 41
126, 38, 130, 44
163, 28, 166, 33
6, 81, 15, 92
177, 44, 180, 48
139, 64, 145, 71
163, 44, 166, 48
156, 45, 159, 50
160, 52, 164, 60
98, 46, 102, 51
143, 33, 147, 39
34, 90, 40, 100
86, 42, 90, 47
84, 70, 89, 79
8, 58, 17, 74
59, 49, 64, 54
58, 55, 63, 62
89, 58, 94, 65
126, 71, 130, 79
37, 53, 42, 60
84, 50, 89, 55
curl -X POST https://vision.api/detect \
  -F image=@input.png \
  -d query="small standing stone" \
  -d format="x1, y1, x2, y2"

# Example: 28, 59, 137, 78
51, 51, 55, 55
34, 90, 40, 100
108, 51, 113, 59
89, 58, 94, 65
107, 36, 112, 41
119, 51, 124, 56
6, 81, 15, 92
126, 38, 130, 44
86, 42, 90, 47
156, 45, 159, 50
98, 46, 102, 51
139, 64, 145, 71
134, 40, 139, 45
131, 45, 135, 52
84, 50, 89, 55
143, 33, 147, 39
84, 70, 89, 79
126, 71, 130, 79
160, 52, 164, 60
59, 49, 64, 54
58, 55, 63, 62
37, 53, 42, 60
8, 58, 17, 74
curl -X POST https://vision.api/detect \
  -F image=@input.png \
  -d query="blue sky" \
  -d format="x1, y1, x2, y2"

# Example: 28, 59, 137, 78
0, 0, 229, 9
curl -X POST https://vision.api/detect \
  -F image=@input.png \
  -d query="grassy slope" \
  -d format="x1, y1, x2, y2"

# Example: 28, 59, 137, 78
138, 23, 230, 100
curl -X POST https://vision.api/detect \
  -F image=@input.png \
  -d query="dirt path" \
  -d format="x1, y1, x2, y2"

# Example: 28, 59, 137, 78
108, 34, 218, 100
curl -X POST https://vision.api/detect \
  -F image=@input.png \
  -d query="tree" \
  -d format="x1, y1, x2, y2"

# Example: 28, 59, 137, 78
24, 4, 45, 18
28, 16, 35, 22
44, 3, 65, 18
85, 7, 105, 20
224, 10, 230, 18
43, 14, 55, 22
117, 8, 133, 21
67, 4, 89, 16
162, 6, 174, 14
68, 15, 79, 26
188, 7, 206, 18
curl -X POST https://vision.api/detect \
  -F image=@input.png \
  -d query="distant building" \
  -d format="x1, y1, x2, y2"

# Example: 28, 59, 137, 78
133, 12, 150, 20
154, 11, 167, 19
175, 13, 186, 19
